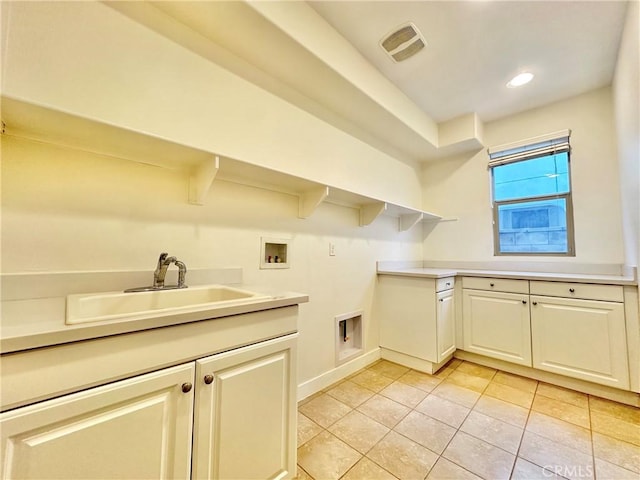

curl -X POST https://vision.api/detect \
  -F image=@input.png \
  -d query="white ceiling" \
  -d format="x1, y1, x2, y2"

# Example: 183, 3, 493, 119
309, 0, 629, 123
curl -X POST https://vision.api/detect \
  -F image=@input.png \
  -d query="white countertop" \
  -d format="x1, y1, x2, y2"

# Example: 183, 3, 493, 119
377, 267, 637, 286
1, 291, 308, 354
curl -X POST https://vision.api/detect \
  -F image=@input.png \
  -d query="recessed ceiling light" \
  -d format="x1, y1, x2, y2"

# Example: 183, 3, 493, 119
507, 72, 534, 88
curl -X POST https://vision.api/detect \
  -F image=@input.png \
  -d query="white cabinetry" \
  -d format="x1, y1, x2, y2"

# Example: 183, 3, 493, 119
0, 364, 195, 480
462, 277, 532, 366
192, 335, 297, 480
530, 282, 629, 390
378, 275, 455, 373
1, 334, 297, 480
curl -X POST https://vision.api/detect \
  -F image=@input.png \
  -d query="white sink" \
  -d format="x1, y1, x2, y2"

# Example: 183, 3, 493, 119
66, 285, 271, 325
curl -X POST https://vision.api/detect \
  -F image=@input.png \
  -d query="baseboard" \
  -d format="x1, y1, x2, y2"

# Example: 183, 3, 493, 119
297, 348, 381, 401
455, 350, 640, 408
380, 347, 451, 375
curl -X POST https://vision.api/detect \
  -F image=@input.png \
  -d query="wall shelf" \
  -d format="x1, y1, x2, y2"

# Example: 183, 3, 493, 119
1, 97, 445, 232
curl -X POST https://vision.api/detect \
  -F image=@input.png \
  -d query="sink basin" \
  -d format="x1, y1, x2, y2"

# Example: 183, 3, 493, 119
66, 285, 271, 325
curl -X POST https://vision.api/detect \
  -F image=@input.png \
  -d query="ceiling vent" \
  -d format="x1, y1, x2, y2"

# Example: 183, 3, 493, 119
380, 22, 426, 62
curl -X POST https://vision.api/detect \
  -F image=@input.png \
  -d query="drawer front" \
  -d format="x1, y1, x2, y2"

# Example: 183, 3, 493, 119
436, 277, 455, 292
462, 277, 529, 294
530, 281, 623, 302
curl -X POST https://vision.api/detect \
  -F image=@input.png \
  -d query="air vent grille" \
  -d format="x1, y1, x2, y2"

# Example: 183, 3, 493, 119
380, 22, 426, 63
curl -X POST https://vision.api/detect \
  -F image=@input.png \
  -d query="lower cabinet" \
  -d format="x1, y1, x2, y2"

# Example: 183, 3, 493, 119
378, 275, 455, 371
462, 285, 532, 366
0, 334, 297, 480
530, 295, 629, 390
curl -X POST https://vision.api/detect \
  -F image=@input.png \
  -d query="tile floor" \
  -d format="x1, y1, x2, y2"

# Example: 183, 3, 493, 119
296, 359, 640, 480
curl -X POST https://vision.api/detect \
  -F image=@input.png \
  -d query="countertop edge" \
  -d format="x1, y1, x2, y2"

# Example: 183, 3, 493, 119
1, 292, 309, 355
377, 268, 637, 286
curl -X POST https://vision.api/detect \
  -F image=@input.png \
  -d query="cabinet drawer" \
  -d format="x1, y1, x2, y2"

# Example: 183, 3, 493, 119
462, 277, 529, 294
436, 277, 455, 292
530, 281, 623, 302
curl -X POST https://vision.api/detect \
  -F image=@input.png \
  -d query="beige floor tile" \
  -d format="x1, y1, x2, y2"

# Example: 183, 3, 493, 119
394, 410, 457, 454
326, 380, 375, 408
298, 393, 352, 428
341, 457, 397, 480
298, 412, 323, 447
443, 431, 515, 480
592, 432, 640, 473
415, 394, 470, 428
435, 365, 457, 379
380, 381, 428, 408
589, 396, 640, 424
531, 395, 590, 429
368, 360, 410, 380
350, 369, 395, 393
492, 371, 538, 394
591, 410, 640, 447
426, 457, 482, 480
536, 383, 589, 409
484, 381, 534, 409
459, 410, 523, 454
594, 458, 638, 480
295, 465, 314, 480
366, 431, 438, 480
357, 394, 411, 428
432, 381, 481, 408
397, 370, 442, 392
526, 411, 592, 454
473, 395, 530, 428
298, 390, 324, 408
510, 458, 563, 479
297, 431, 362, 480
446, 370, 491, 393
518, 431, 594, 480
455, 361, 497, 380
328, 410, 389, 454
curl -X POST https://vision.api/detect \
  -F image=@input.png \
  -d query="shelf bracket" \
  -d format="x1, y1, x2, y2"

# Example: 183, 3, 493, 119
299, 186, 329, 218
359, 202, 387, 226
189, 155, 219, 205
399, 212, 424, 232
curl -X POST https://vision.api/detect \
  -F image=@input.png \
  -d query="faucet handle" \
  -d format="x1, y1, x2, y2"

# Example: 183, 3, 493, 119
157, 252, 169, 265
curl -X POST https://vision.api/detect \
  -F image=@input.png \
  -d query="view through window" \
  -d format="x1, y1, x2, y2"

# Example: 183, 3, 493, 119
489, 132, 574, 255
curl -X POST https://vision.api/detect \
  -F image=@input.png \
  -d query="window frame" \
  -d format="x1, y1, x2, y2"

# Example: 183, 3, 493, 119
489, 133, 576, 257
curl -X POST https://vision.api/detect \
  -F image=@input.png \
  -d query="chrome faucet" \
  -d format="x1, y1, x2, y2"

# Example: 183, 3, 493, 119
125, 252, 188, 292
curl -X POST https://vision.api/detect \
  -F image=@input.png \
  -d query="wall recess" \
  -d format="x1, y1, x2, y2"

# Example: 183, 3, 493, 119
335, 311, 364, 366
260, 237, 291, 269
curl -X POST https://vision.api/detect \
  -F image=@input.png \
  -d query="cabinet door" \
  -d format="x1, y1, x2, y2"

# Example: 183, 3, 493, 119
0, 364, 195, 480
531, 296, 629, 389
192, 334, 297, 480
463, 290, 532, 366
437, 289, 456, 362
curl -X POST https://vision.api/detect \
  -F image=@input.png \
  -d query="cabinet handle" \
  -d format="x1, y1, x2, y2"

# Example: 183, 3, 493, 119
446, 282, 451, 286
204, 374, 214, 385
439, 298, 444, 302
181, 382, 193, 393
532, 301, 538, 306
490, 283, 495, 287
569, 288, 575, 293
522, 300, 527, 304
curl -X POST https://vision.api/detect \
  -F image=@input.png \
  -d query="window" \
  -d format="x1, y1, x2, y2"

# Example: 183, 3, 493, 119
489, 130, 575, 256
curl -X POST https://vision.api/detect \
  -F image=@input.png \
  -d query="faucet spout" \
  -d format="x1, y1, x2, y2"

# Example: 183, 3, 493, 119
125, 253, 188, 293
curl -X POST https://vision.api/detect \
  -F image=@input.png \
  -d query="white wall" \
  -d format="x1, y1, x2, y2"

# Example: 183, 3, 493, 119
613, 0, 640, 268
0, 135, 422, 386
421, 87, 625, 265
1, 1, 422, 208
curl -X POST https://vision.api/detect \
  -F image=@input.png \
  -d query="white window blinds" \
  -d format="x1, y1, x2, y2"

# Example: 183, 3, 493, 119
488, 129, 571, 167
